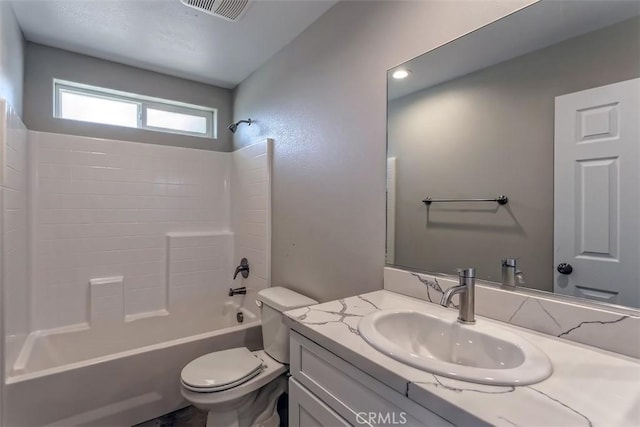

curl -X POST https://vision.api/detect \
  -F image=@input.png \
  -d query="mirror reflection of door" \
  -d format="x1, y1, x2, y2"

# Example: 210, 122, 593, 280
386, 157, 397, 264
554, 78, 640, 307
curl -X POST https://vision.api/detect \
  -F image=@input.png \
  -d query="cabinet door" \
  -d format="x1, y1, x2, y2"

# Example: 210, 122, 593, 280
290, 331, 453, 427
289, 378, 350, 427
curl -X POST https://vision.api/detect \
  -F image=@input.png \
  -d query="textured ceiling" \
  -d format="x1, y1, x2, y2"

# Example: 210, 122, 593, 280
11, 0, 337, 88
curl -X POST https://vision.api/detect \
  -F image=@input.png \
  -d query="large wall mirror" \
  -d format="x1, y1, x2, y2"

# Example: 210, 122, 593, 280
386, 0, 640, 310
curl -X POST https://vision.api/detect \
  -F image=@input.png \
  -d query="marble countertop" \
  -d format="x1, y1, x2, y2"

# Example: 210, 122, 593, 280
284, 290, 640, 427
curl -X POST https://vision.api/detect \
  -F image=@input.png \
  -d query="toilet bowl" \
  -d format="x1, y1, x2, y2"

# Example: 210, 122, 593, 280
180, 287, 317, 427
181, 349, 286, 427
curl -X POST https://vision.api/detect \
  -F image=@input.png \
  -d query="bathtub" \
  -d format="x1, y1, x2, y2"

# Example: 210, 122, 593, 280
4, 291, 262, 427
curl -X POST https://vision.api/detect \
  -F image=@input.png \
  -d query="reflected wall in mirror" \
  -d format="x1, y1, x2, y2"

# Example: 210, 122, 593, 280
386, 0, 640, 309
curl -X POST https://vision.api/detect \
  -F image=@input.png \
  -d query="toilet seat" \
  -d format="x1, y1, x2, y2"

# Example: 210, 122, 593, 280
181, 350, 287, 407
181, 347, 263, 393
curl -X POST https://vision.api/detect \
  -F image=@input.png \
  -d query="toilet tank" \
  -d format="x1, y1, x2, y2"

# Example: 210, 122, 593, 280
256, 287, 318, 363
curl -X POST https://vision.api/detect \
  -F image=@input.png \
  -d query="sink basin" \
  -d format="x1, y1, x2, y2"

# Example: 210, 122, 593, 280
358, 309, 552, 386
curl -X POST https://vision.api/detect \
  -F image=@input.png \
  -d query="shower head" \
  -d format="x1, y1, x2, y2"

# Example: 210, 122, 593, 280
227, 118, 252, 133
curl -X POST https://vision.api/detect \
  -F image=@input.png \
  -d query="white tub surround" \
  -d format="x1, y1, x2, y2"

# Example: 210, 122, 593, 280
166, 231, 234, 311
30, 131, 234, 328
0, 100, 30, 375
284, 291, 640, 427
89, 276, 125, 324
385, 267, 640, 359
22, 134, 271, 328
231, 139, 272, 293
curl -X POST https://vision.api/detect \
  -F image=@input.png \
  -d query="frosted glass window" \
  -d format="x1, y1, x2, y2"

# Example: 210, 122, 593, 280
146, 108, 208, 135
54, 80, 217, 138
59, 91, 139, 128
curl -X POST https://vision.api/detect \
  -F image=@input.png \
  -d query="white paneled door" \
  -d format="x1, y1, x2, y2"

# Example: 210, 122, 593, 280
554, 78, 639, 308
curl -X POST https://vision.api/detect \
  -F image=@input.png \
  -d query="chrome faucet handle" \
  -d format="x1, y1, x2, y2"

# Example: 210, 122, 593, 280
502, 258, 517, 267
458, 267, 476, 278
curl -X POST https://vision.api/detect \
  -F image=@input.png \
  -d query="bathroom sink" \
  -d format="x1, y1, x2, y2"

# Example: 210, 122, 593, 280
358, 309, 552, 386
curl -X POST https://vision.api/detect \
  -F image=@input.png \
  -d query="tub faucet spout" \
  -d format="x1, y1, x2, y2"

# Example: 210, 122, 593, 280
229, 287, 247, 296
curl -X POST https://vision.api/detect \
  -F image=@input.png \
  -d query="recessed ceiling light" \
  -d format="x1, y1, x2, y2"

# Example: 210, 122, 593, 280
392, 69, 411, 80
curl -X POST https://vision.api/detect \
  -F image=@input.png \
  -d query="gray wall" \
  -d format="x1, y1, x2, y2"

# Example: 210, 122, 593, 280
0, 3, 24, 116
388, 18, 640, 290
232, 0, 535, 302
24, 43, 233, 151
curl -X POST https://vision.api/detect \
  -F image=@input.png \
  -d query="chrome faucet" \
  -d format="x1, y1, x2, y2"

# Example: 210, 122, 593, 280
440, 268, 476, 324
501, 258, 525, 288
233, 258, 250, 280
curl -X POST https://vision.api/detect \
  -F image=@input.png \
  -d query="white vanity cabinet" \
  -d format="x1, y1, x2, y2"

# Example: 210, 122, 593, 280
288, 331, 453, 427
289, 378, 350, 427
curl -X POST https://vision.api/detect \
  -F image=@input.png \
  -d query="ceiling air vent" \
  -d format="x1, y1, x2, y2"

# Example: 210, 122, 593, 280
180, 0, 252, 22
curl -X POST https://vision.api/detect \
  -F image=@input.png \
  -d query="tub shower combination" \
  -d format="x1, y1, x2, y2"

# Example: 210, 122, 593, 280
0, 116, 273, 426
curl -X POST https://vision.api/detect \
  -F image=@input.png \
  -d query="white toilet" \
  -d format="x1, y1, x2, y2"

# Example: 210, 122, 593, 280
180, 287, 317, 427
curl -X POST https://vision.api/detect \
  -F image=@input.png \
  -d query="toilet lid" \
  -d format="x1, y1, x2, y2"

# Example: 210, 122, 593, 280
181, 347, 263, 390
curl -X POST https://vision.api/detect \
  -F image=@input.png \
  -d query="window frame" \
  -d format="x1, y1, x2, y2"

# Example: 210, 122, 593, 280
53, 79, 217, 139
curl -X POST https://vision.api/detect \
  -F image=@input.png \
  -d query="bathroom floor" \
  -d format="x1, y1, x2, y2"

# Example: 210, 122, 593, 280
133, 394, 288, 427
133, 406, 207, 427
